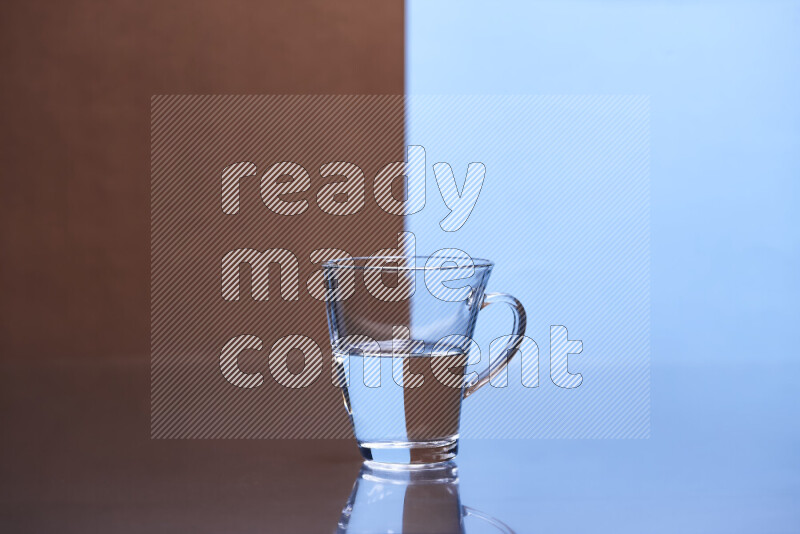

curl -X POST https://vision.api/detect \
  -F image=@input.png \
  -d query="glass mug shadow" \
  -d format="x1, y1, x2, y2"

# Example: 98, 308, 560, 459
323, 255, 526, 466
337, 462, 515, 534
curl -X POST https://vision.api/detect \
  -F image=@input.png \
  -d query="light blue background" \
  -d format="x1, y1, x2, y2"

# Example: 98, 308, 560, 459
405, 0, 799, 532
406, 95, 651, 439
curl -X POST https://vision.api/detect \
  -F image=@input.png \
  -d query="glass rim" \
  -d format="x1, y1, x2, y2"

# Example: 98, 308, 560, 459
322, 255, 494, 271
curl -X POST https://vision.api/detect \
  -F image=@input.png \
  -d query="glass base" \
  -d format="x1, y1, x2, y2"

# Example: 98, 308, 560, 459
358, 438, 458, 466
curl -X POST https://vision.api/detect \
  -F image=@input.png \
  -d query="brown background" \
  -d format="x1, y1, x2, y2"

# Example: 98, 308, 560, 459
1, 0, 404, 363
1, 0, 404, 530
150, 95, 406, 438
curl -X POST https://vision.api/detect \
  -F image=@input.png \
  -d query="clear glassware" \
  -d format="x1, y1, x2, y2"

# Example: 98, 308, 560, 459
323, 255, 526, 466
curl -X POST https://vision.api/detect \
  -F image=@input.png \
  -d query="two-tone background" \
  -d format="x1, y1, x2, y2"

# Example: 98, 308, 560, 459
2, 1, 799, 532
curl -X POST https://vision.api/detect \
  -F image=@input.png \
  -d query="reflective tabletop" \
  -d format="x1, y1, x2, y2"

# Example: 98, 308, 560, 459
2, 358, 797, 532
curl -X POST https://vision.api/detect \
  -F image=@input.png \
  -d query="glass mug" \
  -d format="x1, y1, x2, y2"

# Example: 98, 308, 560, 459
337, 461, 515, 533
323, 255, 526, 465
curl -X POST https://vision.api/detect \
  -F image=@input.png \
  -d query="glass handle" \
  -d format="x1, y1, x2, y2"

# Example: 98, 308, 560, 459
463, 292, 527, 399
462, 505, 516, 533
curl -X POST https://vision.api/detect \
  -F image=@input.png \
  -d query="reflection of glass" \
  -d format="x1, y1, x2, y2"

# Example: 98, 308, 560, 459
336, 462, 515, 533
323, 256, 526, 465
